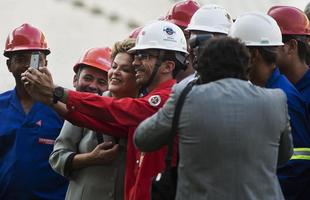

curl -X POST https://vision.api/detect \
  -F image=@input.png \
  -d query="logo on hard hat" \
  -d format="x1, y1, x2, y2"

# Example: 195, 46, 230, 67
163, 26, 175, 36
97, 57, 111, 67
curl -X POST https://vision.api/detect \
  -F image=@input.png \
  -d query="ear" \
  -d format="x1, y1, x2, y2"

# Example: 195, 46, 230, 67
6, 59, 11, 72
73, 74, 78, 88
160, 61, 175, 74
286, 39, 298, 55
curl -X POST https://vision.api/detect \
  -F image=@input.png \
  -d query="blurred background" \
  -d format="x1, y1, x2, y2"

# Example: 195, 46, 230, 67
0, 0, 308, 91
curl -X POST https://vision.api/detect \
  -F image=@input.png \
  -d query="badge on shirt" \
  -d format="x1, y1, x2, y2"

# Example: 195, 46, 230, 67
38, 138, 55, 145
148, 95, 161, 107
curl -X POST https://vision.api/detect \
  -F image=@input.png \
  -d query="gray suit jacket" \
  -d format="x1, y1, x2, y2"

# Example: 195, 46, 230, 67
49, 121, 127, 200
134, 78, 293, 200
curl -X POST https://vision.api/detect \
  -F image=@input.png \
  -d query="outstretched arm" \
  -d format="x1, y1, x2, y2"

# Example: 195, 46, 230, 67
21, 67, 128, 137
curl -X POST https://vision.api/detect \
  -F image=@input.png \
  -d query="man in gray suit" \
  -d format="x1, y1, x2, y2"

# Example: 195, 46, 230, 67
134, 37, 293, 200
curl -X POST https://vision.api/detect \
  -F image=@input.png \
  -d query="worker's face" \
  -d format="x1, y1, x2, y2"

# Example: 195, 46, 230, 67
7, 51, 46, 81
248, 48, 273, 87
276, 41, 291, 71
132, 50, 159, 86
188, 31, 217, 69
108, 52, 138, 98
74, 66, 108, 95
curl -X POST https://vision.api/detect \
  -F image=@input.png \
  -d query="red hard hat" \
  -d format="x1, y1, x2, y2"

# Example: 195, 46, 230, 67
4, 23, 50, 57
165, 0, 200, 28
73, 47, 112, 73
268, 6, 310, 36
129, 26, 143, 39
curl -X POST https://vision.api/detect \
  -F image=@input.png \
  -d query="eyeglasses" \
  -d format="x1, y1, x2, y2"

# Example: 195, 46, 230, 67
134, 51, 158, 61
188, 33, 214, 49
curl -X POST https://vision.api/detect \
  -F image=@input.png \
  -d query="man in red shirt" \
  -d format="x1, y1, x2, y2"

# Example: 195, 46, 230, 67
22, 20, 188, 200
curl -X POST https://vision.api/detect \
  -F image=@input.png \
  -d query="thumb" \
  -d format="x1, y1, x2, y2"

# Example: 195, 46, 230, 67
98, 141, 113, 150
110, 144, 119, 151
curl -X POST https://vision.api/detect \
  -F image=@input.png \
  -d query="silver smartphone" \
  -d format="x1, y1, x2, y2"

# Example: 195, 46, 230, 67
30, 52, 40, 69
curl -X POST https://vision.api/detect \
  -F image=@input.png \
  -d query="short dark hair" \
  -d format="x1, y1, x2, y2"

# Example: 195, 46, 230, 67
143, 49, 187, 78
196, 37, 250, 84
282, 35, 310, 63
161, 50, 187, 78
248, 46, 278, 65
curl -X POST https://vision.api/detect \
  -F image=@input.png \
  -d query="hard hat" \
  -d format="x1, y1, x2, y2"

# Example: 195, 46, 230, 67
128, 21, 188, 54
165, 0, 200, 28
268, 6, 310, 36
229, 12, 283, 46
4, 23, 50, 57
186, 4, 232, 34
129, 26, 143, 39
73, 47, 112, 73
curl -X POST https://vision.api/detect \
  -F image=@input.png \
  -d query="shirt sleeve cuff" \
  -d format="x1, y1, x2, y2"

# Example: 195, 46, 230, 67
64, 152, 77, 179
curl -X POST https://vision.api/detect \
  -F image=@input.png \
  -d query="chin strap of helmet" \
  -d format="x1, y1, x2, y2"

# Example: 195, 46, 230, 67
139, 50, 166, 95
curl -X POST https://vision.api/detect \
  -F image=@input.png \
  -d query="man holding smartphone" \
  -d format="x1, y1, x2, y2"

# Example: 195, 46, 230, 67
0, 23, 68, 200
22, 20, 188, 200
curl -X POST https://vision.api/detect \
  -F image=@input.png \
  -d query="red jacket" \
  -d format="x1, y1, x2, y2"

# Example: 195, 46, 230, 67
64, 79, 176, 200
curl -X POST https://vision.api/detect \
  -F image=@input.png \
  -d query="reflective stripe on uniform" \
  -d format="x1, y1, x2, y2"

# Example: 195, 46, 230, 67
291, 148, 310, 160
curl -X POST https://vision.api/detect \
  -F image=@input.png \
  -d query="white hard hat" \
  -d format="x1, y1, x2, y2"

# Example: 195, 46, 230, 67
186, 4, 232, 34
128, 20, 188, 54
229, 12, 283, 46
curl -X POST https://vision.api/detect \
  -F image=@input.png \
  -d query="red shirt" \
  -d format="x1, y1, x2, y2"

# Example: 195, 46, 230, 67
64, 79, 176, 200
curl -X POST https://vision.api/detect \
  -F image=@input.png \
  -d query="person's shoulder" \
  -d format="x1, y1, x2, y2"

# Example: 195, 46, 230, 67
274, 75, 300, 95
172, 81, 186, 94
273, 75, 306, 103
148, 79, 176, 97
194, 78, 244, 92
263, 87, 286, 100
173, 78, 197, 94
0, 89, 13, 99
250, 84, 288, 107
0, 90, 14, 108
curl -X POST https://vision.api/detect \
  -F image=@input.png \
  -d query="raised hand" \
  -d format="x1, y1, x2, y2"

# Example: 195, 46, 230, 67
21, 66, 55, 105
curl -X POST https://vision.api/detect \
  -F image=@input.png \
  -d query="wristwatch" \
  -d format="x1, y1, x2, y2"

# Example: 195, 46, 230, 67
53, 86, 64, 104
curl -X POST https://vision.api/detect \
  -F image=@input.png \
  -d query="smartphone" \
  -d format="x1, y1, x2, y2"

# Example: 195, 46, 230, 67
30, 52, 40, 69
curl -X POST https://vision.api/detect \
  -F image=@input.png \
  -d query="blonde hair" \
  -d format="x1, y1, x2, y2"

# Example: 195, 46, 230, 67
111, 38, 135, 60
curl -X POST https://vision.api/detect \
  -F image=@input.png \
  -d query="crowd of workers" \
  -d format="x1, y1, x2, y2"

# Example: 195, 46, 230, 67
1, 0, 310, 200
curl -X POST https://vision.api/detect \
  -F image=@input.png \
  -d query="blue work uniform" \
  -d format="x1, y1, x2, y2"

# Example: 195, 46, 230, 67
295, 68, 310, 114
0, 89, 68, 200
266, 68, 310, 200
